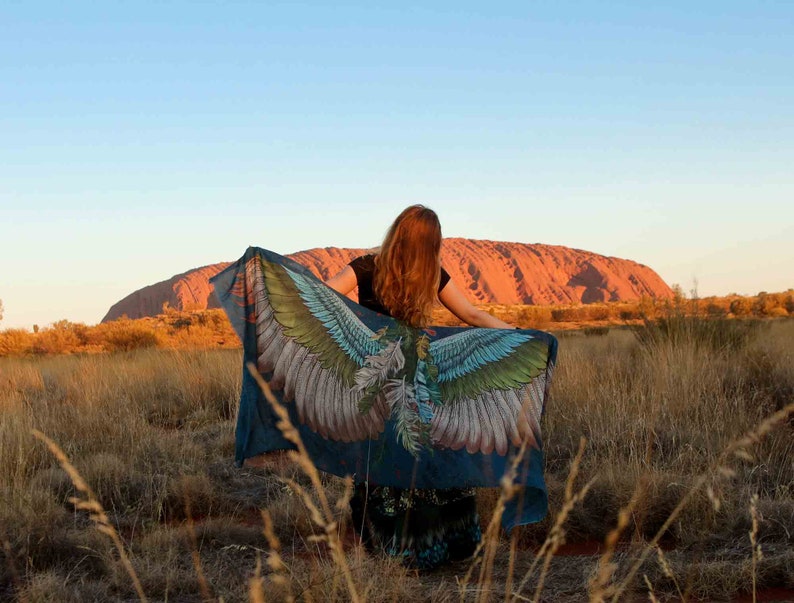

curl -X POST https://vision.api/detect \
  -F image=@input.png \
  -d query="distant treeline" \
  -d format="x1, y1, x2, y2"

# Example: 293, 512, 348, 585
1, 290, 792, 357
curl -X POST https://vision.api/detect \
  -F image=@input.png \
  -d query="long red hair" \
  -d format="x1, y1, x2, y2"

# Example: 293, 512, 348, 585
373, 205, 442, 328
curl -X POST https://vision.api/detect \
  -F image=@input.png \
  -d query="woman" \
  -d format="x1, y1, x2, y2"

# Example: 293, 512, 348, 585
326, 205, 514, 570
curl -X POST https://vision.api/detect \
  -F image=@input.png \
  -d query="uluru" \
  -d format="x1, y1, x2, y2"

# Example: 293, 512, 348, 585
102, 239, 673, 322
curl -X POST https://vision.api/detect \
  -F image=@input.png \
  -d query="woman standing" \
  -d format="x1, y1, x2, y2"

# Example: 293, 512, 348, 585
326, 205, 514, 570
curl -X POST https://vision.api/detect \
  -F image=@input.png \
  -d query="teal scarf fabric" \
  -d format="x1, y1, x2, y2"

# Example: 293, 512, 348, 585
211, 246, 558, 531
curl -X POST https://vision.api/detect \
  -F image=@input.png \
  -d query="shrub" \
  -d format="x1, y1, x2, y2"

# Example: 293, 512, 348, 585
706, 302, 727, 318
637, 296, 658, 319
585, 305, 612, 321
516, 306, 552, 329
31, 321, 85, 354
729, 298, 753, 317
583, 326, 610, 336
0, 329, 34, 356
101, 322, 161, 352
168, 324, 218, 349
753, 292, 782, 316
632, 313, 765, 353
551, 307, 580, 322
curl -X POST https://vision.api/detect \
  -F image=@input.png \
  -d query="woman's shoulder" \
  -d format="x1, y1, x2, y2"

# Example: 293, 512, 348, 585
348, 254, 376, 279
350, 253, 375, 264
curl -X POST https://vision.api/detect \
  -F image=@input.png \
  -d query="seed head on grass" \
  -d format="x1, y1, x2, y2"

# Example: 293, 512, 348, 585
248, 508, 295, 603
643, 575, 660, 603
608, 401, 794, 602
183, 488, 213, 603
749, 493, 762, 603
508, 437, 594, 603
458, 412, 536, 602
246, 362, 361, 603
588, 483, 644, 602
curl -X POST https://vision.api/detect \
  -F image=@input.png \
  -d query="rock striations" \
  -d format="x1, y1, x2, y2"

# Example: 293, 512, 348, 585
101, 238, 672, 322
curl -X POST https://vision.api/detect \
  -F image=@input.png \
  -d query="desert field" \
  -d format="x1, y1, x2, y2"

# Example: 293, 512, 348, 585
1, 317, 792, 602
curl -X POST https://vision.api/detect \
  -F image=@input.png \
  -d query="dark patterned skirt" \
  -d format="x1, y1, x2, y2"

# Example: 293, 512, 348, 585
350, 484, 482, 570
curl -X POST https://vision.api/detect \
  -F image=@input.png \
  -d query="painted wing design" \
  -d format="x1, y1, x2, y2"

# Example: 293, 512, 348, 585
428, 329, 552, 455
247, 256, 390, 441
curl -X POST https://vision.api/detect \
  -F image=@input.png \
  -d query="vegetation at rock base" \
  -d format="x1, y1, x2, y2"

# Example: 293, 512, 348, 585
1, 290, 792, 358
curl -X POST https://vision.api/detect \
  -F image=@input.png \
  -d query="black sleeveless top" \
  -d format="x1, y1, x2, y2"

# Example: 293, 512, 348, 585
348, 254, 451, 315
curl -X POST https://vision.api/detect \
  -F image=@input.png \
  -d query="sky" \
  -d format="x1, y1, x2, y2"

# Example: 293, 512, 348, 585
1, 2, 792, 330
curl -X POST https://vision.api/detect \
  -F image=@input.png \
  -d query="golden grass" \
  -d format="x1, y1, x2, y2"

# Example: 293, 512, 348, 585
1, 318, 792, 601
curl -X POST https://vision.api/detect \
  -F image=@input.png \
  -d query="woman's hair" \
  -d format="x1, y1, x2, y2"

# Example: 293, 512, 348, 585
374, 205, 442, 328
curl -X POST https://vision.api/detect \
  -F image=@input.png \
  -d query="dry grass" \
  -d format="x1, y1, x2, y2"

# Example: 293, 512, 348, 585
1, 318, 793, 602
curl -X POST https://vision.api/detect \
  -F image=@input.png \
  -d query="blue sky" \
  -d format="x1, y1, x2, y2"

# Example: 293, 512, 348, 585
1, 2, 792, 329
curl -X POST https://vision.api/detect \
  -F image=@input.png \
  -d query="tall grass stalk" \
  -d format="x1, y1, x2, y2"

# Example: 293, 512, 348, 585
184, 490, 213, 602
587, 483, 644, 601
246, 362, 361, 603
459, 414, 539, 602
509, 437, 593, 602
608, 401, 794, 602
2, 536, 28, 603
30, 429, 148, 603
750, 494, 762, 603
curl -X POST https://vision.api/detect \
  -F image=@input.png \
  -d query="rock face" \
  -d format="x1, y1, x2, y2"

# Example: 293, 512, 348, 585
102, 239, 672, 322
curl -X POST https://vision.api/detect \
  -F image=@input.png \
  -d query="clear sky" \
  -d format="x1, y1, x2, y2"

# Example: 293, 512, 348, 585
1, 2, 792, 330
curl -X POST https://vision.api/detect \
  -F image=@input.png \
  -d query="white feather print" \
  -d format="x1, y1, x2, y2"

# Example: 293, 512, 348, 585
529, 376, 546, 422
475, 396, 496, 455
441, 407, 460, 449
430, 405, 452, 446
484, 391, 510, 456
353, 340, 404, 393
316, 370, 335, 437
383, 378, 422, 456
306, 362, 328, 438
448, 402, 467, 451
283, 346, 311, 402
271, 338, 300, 390
300, 360, 324, 433
327, 376, 347, 442
342, 379, 362, 441
335, 379, 355, 442
330, 375, 349, 441
516, 387, 539, 449
256, 322, 282, 372
466, 400, 482, 454
292, 352, 316, 423
501, 388, 523, 445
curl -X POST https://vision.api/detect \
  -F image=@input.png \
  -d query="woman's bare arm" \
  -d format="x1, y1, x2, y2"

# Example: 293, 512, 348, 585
325, 265, 358, 295
438, 279, 514, 329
